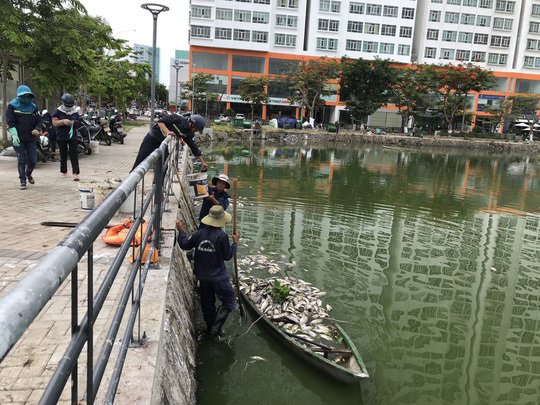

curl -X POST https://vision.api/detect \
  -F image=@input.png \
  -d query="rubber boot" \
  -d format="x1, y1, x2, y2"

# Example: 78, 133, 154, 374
210, 306, 230, 338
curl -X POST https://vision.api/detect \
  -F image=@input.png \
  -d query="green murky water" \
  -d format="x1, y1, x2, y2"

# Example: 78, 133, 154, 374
195, 142, 540, 405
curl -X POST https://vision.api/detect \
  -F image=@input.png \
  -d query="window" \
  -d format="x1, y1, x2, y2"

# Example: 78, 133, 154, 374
533, 5, 540, 16
346, 39, 362, 51
527, 39, 540, 51
252, 11, 269, 24
365, 23, 380, 35
474, 33, 489, 44
318, 19, 329, 31
275, 33, 296, 46
380, 43, 394, 54
425, 47, 437, 58
383, 5, 398, 18
397, 44, 410, 56
320, 0, 340, 12
441, 48, 455, 59
234, 10, 251, 22
477, 15, 491, 26
488, 53, 507, 65
366, 4, 382, 16
348, 21, 363, 33
493, 18, 513, 30
363, 41, 378, 52
400, 27, 412, 38
233, 29, 250, 41
316, 37, 338, 50
276, 14, 298, 27
461, 14, 475, 25
278, 0, 298, 8
381, 24, 396, 36
349, 2, 364, 14
445, 12, 460, 23
524, 56, 534, 67
252, 31, 268, 43
253, 0, 270, 3
495, 1, 514, 12
530, 22, 540, 34
458, 32, 473, 43
431, 0, 443, 3
402, 8, 414, 19
427, 29, 439, 40
319, 19, 340, 31
429, 10, 441, 22
479, 0, 492, 7
463, 0, 477, 5
215, 27, 232, 40
442, 30, 457, 41
471, 51, 486, 61
447, 0, 461, 4
232, 55, 265, 73
192, 6, 211, 18
191, 25, 211, 38
456, 50, 471, 60
330, 1, 341, 12
490, 36, 510, 47
216, 8, 233, 20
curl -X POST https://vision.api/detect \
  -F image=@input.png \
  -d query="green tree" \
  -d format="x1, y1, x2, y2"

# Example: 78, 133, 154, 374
279, 57, 339, 119
1, 0, 84, 142
422, 62, 495, 131
237, 76, 269, 120
339, 57, 399, 130
394, 64, 433, 131
182, 73, 218, 114
485, 95, 540, 142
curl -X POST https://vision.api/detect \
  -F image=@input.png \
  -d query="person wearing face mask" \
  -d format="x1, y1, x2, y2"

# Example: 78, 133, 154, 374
52, 93, 81, 181
5, 85, 42, 190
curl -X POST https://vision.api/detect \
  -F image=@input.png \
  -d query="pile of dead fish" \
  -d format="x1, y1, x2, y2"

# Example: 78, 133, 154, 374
239, 274, 338, 344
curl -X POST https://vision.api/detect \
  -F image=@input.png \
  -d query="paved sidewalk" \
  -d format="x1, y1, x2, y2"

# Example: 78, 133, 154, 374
0, 122, 173, 404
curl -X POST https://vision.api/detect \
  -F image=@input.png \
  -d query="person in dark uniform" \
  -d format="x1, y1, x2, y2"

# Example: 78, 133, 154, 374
131, 113, 208, 172
198, 174, 231, 224
5, 85, 42, 190
41, 109, 57, 160
52, 93, 81, 181
176, 205, 240, 337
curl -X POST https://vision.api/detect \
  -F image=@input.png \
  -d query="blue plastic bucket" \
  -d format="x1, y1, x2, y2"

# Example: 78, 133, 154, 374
187, 172, 209, 199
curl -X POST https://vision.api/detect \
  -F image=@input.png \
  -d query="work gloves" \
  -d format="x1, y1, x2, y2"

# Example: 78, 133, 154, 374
8, 128, 20, 147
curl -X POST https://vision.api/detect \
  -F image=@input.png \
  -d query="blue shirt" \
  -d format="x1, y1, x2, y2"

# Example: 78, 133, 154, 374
198, 187, 231, 221
178, 226, 237, 281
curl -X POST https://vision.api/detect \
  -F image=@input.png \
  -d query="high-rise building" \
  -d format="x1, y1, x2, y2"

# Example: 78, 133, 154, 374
132, 43, 160, 82
168, 50, 191, 112
188, 0, 540, 128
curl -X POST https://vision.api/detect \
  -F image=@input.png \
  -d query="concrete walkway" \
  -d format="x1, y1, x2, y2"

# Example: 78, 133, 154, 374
0, 123, 175, 404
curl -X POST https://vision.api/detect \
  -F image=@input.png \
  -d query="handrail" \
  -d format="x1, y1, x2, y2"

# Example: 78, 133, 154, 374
0, 135, 186, 404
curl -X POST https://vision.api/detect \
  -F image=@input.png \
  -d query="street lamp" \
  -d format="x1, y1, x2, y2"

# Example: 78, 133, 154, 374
141, 3, 169, 131
172, 60, 184, 113
192, 63, 196, 113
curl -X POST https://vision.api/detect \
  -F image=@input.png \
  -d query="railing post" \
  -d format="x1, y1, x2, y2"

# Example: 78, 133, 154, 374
154, 152, 163, 252
71, 265, 78, 404
87, 246, 94, 405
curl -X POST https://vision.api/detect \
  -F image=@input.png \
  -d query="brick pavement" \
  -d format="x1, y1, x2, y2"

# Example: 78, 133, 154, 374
0, 121, 175, 404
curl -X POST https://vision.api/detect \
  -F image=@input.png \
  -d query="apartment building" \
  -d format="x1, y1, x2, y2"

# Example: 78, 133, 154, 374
187, 0, 540, 128
132, 44, 161, 82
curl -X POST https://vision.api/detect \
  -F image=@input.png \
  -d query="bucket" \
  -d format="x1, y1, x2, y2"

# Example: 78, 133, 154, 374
90, 140, 99, 154
187, 172, 209, 199
79, 187, 95, 210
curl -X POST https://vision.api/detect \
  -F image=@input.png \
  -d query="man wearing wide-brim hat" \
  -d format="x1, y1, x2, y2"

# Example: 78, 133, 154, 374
176, 205, 240, 337
198, 174, 231, 224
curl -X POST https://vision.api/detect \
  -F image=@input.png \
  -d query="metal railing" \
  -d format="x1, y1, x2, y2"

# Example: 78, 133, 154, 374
0, 135, 185, 404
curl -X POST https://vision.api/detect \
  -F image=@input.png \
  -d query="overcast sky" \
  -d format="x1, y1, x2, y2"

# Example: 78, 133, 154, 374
79, 0, 190, 87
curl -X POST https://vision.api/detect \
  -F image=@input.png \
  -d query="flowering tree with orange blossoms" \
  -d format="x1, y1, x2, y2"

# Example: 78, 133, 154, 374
421, 63, 495, 131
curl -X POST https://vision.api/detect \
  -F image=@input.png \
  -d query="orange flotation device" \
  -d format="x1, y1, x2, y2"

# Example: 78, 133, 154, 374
128, 243, 159, 264
101, 218, 151, 246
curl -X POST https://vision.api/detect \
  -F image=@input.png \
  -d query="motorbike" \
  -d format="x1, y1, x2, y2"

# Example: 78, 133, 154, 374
108, 114, 126, 144
81, 116, 111, 146
36, 132, 52, 163
76, 122, 92, 155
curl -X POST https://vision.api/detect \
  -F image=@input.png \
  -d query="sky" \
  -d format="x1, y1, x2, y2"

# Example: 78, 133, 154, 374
79, 0, 190, 87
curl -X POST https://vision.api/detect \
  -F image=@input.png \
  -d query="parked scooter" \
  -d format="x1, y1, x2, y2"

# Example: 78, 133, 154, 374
76, 123, 92, 155
80, 116, 111, 146
109, 113, 126, 144
36, 132, 52, 163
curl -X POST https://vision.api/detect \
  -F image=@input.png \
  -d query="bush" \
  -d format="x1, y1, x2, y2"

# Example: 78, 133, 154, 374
224, 108, 235, 118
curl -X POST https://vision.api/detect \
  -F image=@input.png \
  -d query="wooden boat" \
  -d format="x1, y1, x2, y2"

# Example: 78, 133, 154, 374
239, 281, 369, 384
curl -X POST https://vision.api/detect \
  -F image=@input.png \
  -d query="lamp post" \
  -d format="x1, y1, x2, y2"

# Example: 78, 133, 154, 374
141, 3, 169, 131
178, 81, 183, 112
172, 60, 184, 113
192, 63, 196, 113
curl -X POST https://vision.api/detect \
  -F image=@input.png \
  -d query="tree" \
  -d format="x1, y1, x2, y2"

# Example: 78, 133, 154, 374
236, 76, 269, 120
279, 57, 339, 119
339, 57, 399, 130
485, 95, 540, 142
0, 0, 85, 142
394, 64, 433, 131
182, 73, 218, 114
422, 62, 495, 131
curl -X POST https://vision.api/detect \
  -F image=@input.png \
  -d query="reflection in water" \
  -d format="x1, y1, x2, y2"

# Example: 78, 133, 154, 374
196, 142, 540, 405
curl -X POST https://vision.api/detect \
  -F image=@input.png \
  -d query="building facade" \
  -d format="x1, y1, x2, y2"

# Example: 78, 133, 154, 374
188, 0, 540, 128
132, 44, 161, 82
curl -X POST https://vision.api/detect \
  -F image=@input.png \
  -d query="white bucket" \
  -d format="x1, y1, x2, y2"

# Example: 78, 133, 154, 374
187, 172, 209, 199
79, 187, 95, 210
90, 140, 99, 154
